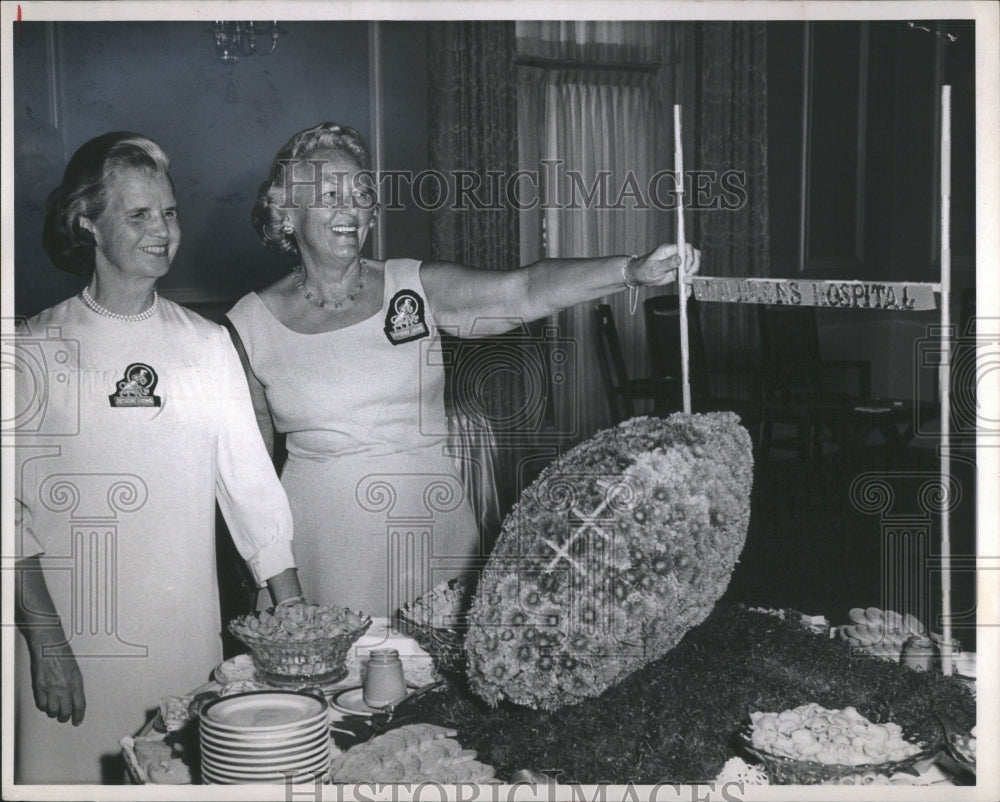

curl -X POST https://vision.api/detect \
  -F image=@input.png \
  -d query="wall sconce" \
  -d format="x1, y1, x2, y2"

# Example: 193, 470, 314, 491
213, 21, 279, 67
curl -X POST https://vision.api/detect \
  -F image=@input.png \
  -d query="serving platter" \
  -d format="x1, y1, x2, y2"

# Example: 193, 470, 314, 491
201, 763, 328, 785
201, 691, 327, 731
199, 724, 329, 752
201, 749, 329, 772
328, 684, 425, 718
330, 686, 382, 716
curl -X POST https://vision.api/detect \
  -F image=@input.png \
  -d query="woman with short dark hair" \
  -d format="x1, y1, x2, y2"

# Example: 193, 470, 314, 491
14, 131, 302, 783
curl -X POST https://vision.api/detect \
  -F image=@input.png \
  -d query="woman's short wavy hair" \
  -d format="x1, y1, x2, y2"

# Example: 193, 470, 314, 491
42, 132, 172, 276
251, 122, 373, 257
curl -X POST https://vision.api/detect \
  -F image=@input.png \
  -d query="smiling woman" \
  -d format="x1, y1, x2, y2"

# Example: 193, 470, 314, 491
41, 134, 179, 319
14, 132, 304, 783
226, 121, 698, 621
81, 168, 179, 286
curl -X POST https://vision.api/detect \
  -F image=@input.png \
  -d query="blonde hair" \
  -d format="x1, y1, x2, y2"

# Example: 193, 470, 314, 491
251, 122, 373, 257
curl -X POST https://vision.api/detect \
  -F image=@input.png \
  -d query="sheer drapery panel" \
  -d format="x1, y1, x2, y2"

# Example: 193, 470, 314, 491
516, 20, 679, 445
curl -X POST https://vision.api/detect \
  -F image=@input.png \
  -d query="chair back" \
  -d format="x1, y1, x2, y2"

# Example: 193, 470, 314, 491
594, 303, 635, 420
757, 305, 824, 399
643, 294, 710, 399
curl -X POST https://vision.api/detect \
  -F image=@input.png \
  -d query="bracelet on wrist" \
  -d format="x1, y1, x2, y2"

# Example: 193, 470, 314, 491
620, 255, 642, 289
621, 255, 641, 315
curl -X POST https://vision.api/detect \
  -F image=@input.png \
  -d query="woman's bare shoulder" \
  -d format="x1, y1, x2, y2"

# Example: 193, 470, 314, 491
254, 274, 298, 315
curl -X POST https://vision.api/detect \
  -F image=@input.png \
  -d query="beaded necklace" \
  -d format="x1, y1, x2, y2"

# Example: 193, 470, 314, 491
80, 287, 159, 322
292, 260, 367, 310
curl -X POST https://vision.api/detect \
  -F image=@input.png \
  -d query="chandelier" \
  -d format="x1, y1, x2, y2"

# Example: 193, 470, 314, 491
213, 21, 280, 66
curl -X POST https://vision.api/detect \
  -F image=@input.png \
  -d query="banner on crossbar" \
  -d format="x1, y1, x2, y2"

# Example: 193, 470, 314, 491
690, 276, 938, 311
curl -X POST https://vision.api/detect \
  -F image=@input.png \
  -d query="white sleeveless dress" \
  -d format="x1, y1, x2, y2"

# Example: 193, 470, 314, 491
227, 259, 484, 618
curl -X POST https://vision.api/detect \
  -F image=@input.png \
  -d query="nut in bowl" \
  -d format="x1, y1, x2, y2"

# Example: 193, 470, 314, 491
738, 703, 941, 784
228, 604, 371, 687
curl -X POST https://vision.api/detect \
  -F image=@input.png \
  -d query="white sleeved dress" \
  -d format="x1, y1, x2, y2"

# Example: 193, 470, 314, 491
12, 295, 295, 784
227, 259, 483, 619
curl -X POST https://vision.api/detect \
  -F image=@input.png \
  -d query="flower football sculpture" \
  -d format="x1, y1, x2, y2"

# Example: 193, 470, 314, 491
465, 413, 754, 710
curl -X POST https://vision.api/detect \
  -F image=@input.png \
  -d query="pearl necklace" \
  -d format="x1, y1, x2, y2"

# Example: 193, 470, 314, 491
292, 260, 367, 310
80, 287, 159, 322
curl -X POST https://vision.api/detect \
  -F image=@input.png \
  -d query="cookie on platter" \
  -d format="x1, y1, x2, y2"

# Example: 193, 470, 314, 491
329, 723, 495, 783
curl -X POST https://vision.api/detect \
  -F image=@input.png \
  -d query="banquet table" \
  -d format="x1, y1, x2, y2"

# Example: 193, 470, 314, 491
122, 617, 976, 787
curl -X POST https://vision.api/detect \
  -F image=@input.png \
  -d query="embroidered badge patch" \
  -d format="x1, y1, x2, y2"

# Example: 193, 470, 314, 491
109, 363, 161, 407
384, 289, 430, 345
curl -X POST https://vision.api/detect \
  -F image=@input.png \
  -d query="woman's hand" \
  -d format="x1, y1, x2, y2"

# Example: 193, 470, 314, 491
627, 243, 701, 287
16, 555, 86, 725
28, 639, 86, 726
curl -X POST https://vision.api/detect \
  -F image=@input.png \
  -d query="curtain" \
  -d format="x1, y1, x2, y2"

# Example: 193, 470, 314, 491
516, 24, 677, 445
516, 21, 672, 65
427, 22, 525, 530
427, 21, 771, 519
428, 22, 519, 272
542, 70, 672, 441
690, 22, 771, 391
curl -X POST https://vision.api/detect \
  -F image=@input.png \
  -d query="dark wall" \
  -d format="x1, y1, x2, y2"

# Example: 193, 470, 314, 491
13, 23, 78, 315
767, 20, 975, 280
766, 20, 976, 400
13, 20, 431, 317
380, 23, 432, 259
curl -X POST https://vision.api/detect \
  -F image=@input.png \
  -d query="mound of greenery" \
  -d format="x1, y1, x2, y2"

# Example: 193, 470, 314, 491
406, 605, 974, 784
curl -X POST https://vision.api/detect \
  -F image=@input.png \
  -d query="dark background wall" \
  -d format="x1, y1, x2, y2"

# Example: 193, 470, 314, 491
13, 19, 977, 404
766, 20, 976, 401
13, 20, 431, 316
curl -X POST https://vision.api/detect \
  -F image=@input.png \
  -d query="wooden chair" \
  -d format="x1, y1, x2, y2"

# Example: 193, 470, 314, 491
643, 293, 710, 400
643, 294, 764, 437
594, 303, 678, 423
757, 305, 871, 460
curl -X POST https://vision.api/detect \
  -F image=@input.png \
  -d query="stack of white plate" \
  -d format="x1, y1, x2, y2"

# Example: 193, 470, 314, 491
199, 691, 331, 784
